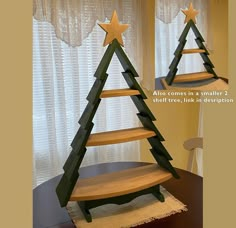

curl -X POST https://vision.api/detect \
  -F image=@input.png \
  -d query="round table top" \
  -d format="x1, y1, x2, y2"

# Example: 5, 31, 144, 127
33, 162, 202, 228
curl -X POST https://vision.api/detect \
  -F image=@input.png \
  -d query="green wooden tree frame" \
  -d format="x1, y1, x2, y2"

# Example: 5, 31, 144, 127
165, 19, 219, 86
56, 39, 179, 210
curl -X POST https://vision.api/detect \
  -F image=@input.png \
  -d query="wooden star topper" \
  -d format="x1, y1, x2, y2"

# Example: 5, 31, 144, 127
182, 2, 199, 24
98, 10, 129, 47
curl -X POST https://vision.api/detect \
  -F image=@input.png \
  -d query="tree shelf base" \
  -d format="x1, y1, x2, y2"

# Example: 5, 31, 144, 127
69, 164, 172, 222
77, 184, 164, 223
173, 72, 214, 83
161, 78, 228, 90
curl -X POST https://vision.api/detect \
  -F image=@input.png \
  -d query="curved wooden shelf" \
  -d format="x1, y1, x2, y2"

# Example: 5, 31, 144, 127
161, 78, 228, 91
100, 89, 140, 98
182, 49, 206, 54
173, 72, 214, 83
86, 127, 156, 146
70, 164, 172, 201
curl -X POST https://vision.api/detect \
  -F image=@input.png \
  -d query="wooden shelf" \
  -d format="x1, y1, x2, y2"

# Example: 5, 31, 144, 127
161, 78, 228, 91
70, 164, 172, 201
182, 49, 206, 54
86, 127, 156, 146
173, 72, 214, 83
100, 89, 140, 98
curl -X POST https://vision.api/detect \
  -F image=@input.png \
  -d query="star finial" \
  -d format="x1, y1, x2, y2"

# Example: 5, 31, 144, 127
98, 10, 129, 47
182, 2, 199, 24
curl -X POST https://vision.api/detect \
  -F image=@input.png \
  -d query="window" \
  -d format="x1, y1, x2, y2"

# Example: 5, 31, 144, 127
155, 0, 209, 78
33, 15, 140, 187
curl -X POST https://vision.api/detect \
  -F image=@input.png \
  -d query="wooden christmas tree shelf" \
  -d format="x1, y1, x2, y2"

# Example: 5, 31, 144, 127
86, 127, 156, 146
162, 3, 228, 90
70, 164, 172, 201
100, 88, 140, 98
56, 11, 179, 223
181, 48, 206, 54
173, 72, 214, 83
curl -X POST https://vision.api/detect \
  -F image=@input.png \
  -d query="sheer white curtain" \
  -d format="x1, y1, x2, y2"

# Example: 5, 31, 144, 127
33, 0, 142, 73
155, 0, 209, 78
33, 0, 142, 188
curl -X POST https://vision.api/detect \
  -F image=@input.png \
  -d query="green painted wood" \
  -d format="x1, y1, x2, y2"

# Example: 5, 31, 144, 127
200, 53, 214, 68
190, 20, 205, 42
203, 63, 218, 78
77, 184, 163, 223
63, 123, 94, 172
86, 75, 109, 104
114, 40, 139, 77
57, 148, 87, 207
78, 101, 101, 129
150, 149, 179, 179
63, 148, 81, 172
152, 185, 165, 202
195, 38, 209, 55
137, 113, 164, 141
169, 56, 183, 72
94, 41, 117, 79
77, 202, 92, 222
178, 22, 191, 42
131, 95, 156, 121
64, 148, 87, 179
56, 169, 79, 207
122, 72, 147, 99
70, 122, 94, 152
194, 37, 218, 79
64, 124, 93, 172
174, 40, 187, 56
148, 137, 173, 160
165, 68, 178, 85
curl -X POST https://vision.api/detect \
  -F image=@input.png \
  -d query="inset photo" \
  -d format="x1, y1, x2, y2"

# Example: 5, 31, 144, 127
155, 1, 228, 91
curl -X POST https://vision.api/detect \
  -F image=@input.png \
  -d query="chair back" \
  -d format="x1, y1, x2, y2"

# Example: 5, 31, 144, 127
183, 137, 203, 172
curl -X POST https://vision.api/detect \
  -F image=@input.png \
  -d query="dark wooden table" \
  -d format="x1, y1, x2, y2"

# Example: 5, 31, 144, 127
33, 162, 202, 228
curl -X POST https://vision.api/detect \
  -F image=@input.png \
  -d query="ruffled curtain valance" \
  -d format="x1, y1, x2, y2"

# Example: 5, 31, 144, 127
155, 0, 188, 24
33, 0, 140, 48
155, 0, 211, 51
156, 0, 209, 24
33, 0, 210, 46
33, 0, 143, 89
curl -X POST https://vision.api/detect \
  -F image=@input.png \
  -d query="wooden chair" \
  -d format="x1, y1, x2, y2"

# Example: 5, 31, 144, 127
183, 137, 203, 173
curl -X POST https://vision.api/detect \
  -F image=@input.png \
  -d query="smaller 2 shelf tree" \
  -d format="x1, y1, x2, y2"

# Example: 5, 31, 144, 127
161, 2, 228, 90
56, 11, 179, 222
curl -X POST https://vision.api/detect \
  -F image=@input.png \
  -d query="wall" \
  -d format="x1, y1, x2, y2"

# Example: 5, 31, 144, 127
209, 0, 228, 78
